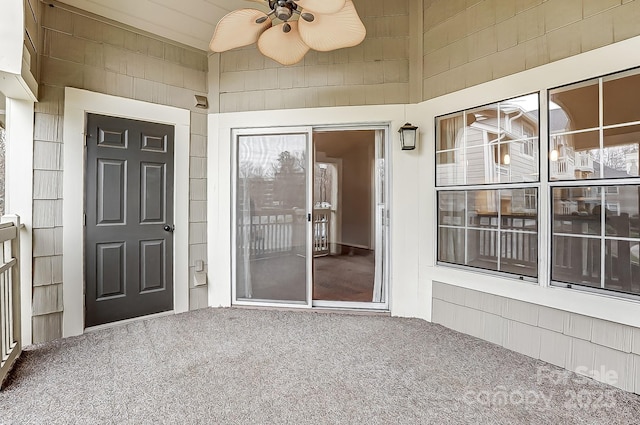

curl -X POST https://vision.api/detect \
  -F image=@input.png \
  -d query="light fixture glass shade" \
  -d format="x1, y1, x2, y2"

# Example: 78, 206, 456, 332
298, 0, 366, 52
209, 9, 271, 52
295, 0, 346, 15
399, 123, 418, 150
258, 22, 310, 65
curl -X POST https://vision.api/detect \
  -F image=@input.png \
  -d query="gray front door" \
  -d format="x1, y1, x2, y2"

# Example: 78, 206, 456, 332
85, 113, 175, 327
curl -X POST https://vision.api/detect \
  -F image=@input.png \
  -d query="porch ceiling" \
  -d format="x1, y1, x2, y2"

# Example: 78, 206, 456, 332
54, 0, 266, 51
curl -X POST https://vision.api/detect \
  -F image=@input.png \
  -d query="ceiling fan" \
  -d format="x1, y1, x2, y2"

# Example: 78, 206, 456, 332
209, 0, 366, 65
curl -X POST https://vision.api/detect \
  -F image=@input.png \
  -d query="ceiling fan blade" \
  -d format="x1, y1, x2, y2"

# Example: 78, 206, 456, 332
294, 0, 346, 14
258, 21, 310, 66
209, 9, 271, 52
298, 1, 365, 52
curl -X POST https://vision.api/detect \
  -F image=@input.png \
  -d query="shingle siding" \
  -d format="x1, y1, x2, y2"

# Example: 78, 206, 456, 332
423, 0, 640, 99
32, 3, 209, 343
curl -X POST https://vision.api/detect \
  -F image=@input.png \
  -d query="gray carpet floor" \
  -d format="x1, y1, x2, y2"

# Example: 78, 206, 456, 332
1, 308, 639, 424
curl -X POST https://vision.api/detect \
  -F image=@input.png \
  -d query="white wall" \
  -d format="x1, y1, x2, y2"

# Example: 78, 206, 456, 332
0, 0, 38, 101
207, 104, 431, 317
0, 0, 24, 75
208, 35, 640, 328
5, 98, 34, 344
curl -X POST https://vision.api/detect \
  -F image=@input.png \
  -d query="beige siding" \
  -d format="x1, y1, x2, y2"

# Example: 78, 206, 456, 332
423, 0, 640, 100
432, 281, 640, 395
32, 3, 209, 343
24, 0, 41, 81
216, 0, 411, 112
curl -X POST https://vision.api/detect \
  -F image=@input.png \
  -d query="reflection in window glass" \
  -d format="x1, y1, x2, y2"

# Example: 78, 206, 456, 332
551, 185, 640, 296
549, 79, 599, 133
436, 112, 464, 152
438, 190, 538, 278
602, 125, 640, 178
552, 187, 602, 235
438, 191, 465, 226
236, 134, 308, 303
549, 69, 640, 181
436, 93, 540, 186
603, 70, 640, 126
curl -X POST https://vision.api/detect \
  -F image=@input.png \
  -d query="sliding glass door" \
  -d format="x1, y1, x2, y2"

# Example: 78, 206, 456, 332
234, 128, 313, 306
233, 125, 389, 310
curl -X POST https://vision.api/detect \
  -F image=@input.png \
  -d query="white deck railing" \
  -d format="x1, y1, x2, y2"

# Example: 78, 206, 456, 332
0, 215, 21, 389
313, 208, 331, 255
237, 209, 333, 258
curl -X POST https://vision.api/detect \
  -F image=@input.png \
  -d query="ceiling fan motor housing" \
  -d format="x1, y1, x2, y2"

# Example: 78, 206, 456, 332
275, 5, 292, 21
269, 0, 299, 21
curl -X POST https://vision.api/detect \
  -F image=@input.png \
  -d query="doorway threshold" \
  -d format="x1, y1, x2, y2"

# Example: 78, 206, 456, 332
232, 305, 390, 316
84, 310, 175, 333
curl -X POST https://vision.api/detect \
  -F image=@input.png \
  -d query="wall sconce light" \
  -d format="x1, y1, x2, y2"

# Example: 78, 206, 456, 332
399, 122, 418, 150
550, 149, 559, 162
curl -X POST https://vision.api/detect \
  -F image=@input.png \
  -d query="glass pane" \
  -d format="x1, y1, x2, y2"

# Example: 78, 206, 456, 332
436, 150, 464, 186
501, 188, 538, 229
436, 112, 465, 152
605, 240, 640, 296
438, 191, 465, 226
467, 229, 498, 271
467, 104, 499, 137
605, 185, 640, 237
549, 79, 599, 133
500, 93, 540, 138
236, 133, 308, 303
438, 227, 465, 264
602, 125, 640, 178
498, 140, 539, 183
466, 146, 497, 185
549, 132, 600, 180
500, 231, 537, 277
603, 70, 640, 126
467, 190, 498, 228
552, 187, 602, 235
552, 236, 601, 287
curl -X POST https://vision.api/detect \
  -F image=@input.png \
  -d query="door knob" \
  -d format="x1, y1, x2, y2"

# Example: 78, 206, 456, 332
164, 224, 175, 232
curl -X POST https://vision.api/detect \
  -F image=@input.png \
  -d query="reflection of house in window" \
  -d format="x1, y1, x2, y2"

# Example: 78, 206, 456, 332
524, 188, 537, 211
549, 73, 640, 181
436, 96, 539, 186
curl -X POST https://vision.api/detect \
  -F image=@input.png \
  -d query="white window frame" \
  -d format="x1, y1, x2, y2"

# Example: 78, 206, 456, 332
548, 67, 640, 300
435, 94, 541, 281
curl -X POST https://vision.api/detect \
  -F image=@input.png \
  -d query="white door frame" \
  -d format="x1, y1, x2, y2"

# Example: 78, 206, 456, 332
62, 88, 190, 338
229, 124, 390, 311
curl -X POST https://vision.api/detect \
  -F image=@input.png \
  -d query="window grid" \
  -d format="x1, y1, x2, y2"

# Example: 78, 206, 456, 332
436, 94, 541, 279
437, 69, 640, 299
548, 67, 640, 298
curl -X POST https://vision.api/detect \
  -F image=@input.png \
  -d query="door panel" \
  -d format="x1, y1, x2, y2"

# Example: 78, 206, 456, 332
97, 159, 126, 224
140, 162, 166, 223
312, 128, 388, 307
234, 129, 312, 305
96, 242, 125, 299
140, 240, 166, 292
85, 114, 174, 327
